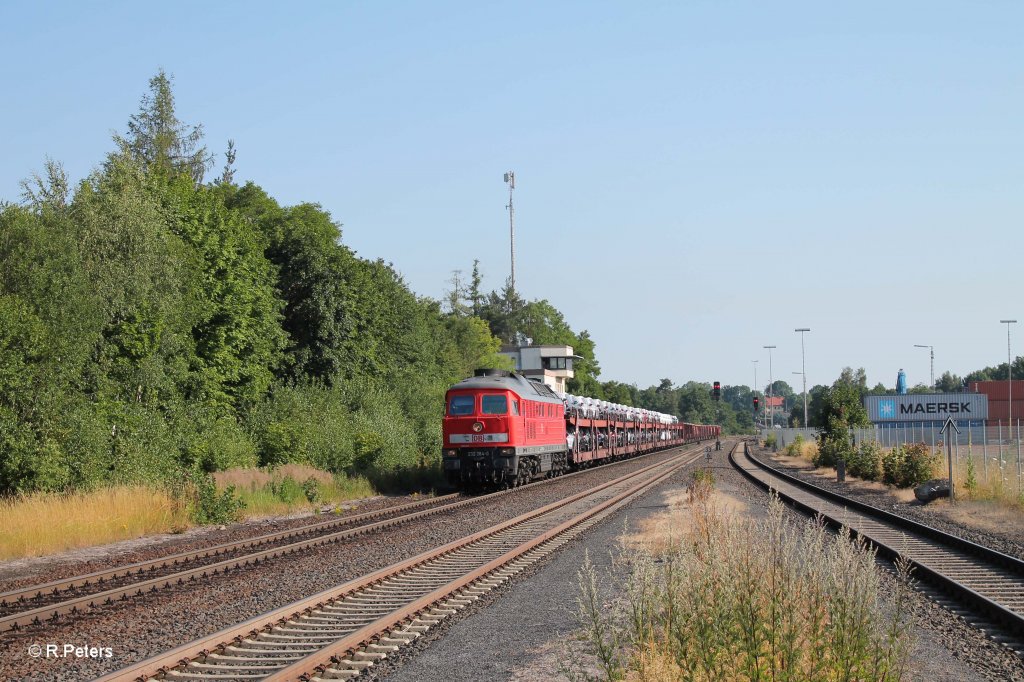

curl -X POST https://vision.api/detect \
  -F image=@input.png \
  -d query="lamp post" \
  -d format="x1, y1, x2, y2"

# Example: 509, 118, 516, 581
764, 345, 776, 429
792, 372, 804, 427
795, 328, 810, 428
752, 360, 759, 432
504, 171, 516, 295
1001, 321, 1017, 422
914, 344, 934, 390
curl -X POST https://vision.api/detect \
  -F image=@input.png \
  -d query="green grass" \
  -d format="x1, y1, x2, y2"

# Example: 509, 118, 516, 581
213, 464, 376, 518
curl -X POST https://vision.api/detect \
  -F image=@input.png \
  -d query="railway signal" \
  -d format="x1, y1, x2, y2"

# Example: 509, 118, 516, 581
753, 395, 759, 412
712, 381, 721, 401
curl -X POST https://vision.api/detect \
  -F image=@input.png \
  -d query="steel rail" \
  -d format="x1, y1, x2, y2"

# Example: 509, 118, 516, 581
731, 442, 1024, 639
95, 444, 706, 681
2, 439, 694, 633
0, 494, 460, 609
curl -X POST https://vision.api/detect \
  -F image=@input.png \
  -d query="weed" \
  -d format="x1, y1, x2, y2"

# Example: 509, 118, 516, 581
569, 493, 914, 681
0, 486, 191, 560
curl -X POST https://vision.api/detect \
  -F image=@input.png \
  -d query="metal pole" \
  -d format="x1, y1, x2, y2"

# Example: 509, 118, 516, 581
947, 435, 955, 504
1018, 418, 1021, 494
999, 420, 1004, 471
796, 328, 810, 428
764, 345, 776, 429
505, 171, 516, 295
752, 360, 759, 433
983, 419, 988, 483
1001, 320, 1016, 428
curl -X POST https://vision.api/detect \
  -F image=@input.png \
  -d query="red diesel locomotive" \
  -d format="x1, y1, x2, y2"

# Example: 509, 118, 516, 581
442, 369, 720, 488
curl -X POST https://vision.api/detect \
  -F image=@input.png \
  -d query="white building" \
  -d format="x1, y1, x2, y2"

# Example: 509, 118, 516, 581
499, 344, 576, 393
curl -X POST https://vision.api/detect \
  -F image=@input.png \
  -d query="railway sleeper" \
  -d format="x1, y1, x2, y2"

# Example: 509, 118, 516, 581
187, 661, 285, 672
206, 653, 303, 663
232, 641, 322, 652
165, 672, 267, 680
314, 669, 360, 680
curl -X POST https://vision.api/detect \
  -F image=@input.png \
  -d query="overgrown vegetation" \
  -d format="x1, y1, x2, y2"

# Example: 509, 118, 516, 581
568, 495, 914, 681
0, 486, 192, 560
0, 71, 513, 505
881, 443, 939, 488
212, 464, 375, 517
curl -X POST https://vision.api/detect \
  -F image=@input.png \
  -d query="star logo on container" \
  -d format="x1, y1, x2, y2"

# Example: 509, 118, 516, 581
879, 399, 896, 418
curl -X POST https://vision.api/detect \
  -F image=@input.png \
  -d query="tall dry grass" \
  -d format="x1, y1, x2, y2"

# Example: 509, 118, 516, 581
569, 492, 914, 682
936, 449, 1024, 509
783, 435, 819, 462
0, 486, 190, 561
212, 464, 375, 518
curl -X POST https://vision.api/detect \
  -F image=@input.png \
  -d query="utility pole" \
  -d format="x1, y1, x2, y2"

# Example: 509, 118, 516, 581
914, 344, 934, 390
752, 360, 759, 432
504, 171, 516, 295
1002, 320, 1017, 422
796, 328, 810, 427
764, 345, 776, 429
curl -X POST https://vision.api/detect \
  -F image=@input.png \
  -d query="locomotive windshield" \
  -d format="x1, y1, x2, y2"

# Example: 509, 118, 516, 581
480, 395, 508, 415
448, 395, 475, 416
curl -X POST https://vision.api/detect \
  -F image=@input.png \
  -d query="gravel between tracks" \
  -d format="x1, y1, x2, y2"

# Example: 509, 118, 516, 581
746, 444, 1024, 562
375, 446, 1023, 682
0, 494, 423, 592
0, 449, 687, 681
5, 444, 1021, 681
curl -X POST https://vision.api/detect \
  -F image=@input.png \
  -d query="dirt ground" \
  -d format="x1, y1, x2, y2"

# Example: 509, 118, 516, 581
769, 452, 1024, 539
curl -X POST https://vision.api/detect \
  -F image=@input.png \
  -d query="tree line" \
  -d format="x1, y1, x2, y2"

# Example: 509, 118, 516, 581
0, 71, 510, 495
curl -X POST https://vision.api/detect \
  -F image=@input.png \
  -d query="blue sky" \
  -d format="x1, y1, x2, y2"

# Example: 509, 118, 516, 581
2, 1, 1021, 392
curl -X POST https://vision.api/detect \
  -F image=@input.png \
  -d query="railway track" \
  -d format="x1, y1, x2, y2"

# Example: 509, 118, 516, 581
95, 445, 706, 681
0, 441, 694, 634
732, 442, 1024, 652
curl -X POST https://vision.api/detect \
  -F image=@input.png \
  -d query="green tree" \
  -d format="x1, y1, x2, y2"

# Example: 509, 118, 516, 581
115, 69, 213, 183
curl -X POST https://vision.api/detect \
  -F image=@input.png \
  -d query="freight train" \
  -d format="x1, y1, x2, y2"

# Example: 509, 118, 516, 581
442, 369, 720, 489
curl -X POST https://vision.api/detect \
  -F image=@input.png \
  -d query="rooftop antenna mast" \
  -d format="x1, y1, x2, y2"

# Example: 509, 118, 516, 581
504, 171, 516, 295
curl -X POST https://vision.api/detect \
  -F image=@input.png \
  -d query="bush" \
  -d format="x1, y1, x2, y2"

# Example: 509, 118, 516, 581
185, 472, 243, 524
764, 432, 777, 449
847, 441, 883, 481
814, 433, 852, 468
571, 494, 914, 681
882, 442, 938, 488
784, 433, 805, 457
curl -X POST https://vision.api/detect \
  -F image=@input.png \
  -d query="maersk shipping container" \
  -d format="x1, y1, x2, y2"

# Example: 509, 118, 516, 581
864, 393, 988, 422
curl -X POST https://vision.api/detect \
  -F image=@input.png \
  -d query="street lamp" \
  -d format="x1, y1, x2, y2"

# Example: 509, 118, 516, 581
1001, 321, 1017, 422
752, 360, 759, 431
914, 344, 934, 390
795, 328, 810, 428
764, 345, 776, 429
792, 371, 804, 427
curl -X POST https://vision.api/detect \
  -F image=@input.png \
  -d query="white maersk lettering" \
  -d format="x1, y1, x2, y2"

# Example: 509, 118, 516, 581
898, 402, 970, 415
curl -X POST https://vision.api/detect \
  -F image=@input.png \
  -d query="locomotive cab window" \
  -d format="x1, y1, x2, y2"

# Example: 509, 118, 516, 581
511, 400, 519, 415
448, 395, 475, 416
481, 395, 508, 415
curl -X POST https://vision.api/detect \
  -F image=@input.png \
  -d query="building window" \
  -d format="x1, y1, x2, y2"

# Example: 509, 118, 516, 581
543, 357, 568, 370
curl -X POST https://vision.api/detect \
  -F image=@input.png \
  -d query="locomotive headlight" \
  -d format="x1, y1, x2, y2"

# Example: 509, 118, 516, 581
472, 421, 484, 433
444, 449, 458, 458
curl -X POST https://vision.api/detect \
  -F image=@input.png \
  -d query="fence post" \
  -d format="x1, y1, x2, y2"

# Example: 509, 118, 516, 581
999, 420, 1004, 473
983, 420, 988, 483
